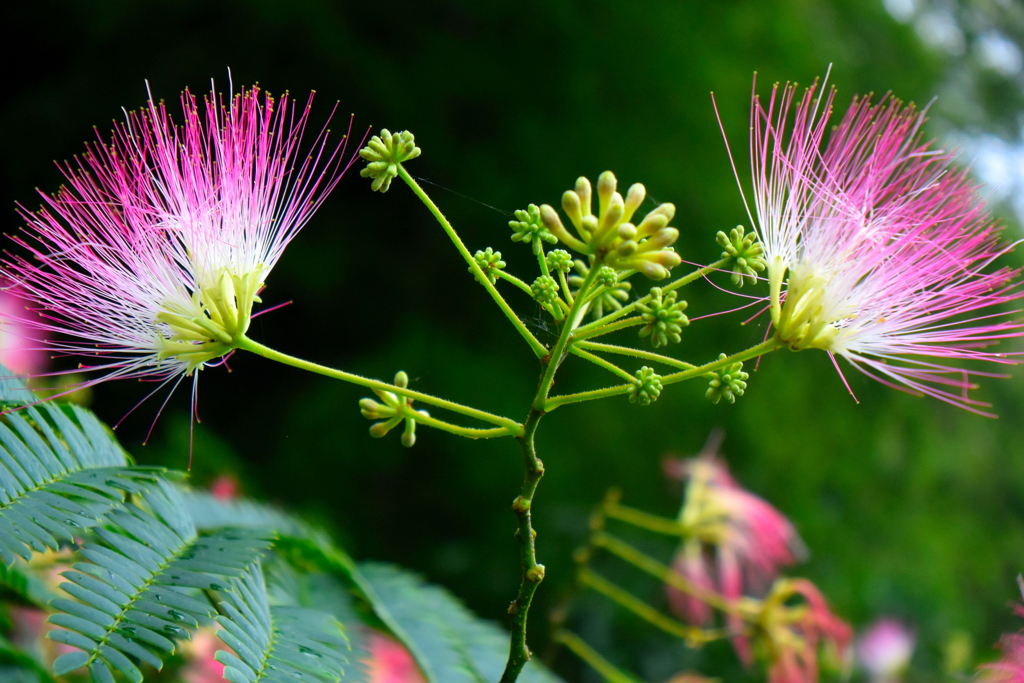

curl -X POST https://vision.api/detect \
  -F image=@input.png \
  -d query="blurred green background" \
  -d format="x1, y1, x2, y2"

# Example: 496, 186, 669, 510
3, 1, 1024, 681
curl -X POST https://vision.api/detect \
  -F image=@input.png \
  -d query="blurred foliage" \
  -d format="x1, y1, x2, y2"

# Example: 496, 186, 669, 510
2, 1, 1024, 681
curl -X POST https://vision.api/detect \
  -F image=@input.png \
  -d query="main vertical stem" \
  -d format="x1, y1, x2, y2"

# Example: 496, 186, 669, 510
500, 407, 546, 683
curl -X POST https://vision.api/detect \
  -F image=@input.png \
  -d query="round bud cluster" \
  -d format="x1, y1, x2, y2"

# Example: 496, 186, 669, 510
471, 247, 506, 285
531, 275, 559, 304
570, 260, 631, 319
359, 130, 421, 193
358, 370, 426, 447
545, 249, 574, 274
717, 225, 767, 287
595, 266, 618, 288
704, 354, 749, 404
510, 204, 559, 255
629, 366, 663, 406
637, 287, 689, 348
537, 171, 682, 280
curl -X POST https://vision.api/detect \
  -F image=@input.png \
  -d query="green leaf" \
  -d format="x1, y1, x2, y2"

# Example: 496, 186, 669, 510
215, 561, 349, 683
0, 365, 34, 408
0, 402, 167, 567
46, 481, 274, 682
265, 563, 371, 683
357, 563, 564, 683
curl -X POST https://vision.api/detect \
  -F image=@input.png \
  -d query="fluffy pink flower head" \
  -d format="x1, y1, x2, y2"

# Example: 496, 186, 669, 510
3, 79, 356, 402
856, 618, 915, 683
364, 632, 426, 683
980, 587, 1024, 683
718, 72, 1023, 415
665, 441, 805, 662
0, 283, 48, 375
758, 579, 852, 683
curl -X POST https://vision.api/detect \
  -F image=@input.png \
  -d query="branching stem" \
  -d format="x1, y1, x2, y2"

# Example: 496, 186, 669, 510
235, 335, 523, 435
397, 165, 548, 358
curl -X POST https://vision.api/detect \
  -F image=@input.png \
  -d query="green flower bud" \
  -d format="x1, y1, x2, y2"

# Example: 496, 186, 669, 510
705, 354, 749, 404
359, 129, 421, 193
596, 266, 618, 288
717, 225, 767, 287
629, 366, 663, 406
545, 249, 573, 274
637, 287, 689, 348
531, 275, 559, 304
471, 247, 506, 285
570, 259, 631, 319
510, 204, 559, 254
394, 370, 409, 388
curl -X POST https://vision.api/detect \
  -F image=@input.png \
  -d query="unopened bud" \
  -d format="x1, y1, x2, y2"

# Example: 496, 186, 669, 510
562, 190, 584, 230
394, 370, 409, 388
597, 171, 617, 217
623, 183, 646, 223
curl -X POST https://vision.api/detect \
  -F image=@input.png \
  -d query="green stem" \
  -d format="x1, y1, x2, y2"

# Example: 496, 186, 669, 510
413, 412, 514, 440
397, 165, 548, 359
542, 384, 633, 411
500, 409, 547, 683
496, 270, 535, 296
576, 259, 728, 335
577, 567, 706, 643
558, 270, 573, 305
603, 500, 693, 536
571, 316, 645, 343
661, 337, 781, 386
569, 347, 636, 383
591, 532, 731, 613
544, 337, 781, 411
235, 335, 522, 435
532, 266, 600, 409
576, 341, 696, 371
552, 630, 641, 683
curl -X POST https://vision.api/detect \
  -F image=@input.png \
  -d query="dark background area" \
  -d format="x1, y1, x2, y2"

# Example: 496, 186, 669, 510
2, 1, 1024, 681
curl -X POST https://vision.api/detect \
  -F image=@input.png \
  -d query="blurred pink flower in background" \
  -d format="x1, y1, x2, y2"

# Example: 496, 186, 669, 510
182, 628, 229, 683
856, 618, 915, 683
210, 474, 239, 501
364, 631, 425, 683
981, 632, 1024, 683
664, 443, 805, 663
764, 579, 852, 683
0, 285, 47, 375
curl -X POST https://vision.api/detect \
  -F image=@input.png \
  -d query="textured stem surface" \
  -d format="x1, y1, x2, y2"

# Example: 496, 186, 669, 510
500, 408, 547, 683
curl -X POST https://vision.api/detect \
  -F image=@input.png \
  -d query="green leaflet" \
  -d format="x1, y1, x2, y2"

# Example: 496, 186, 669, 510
0, 402, 168, 567
215, 561, 349, 683
356, 563, 564, 683
47, 481, 274, 682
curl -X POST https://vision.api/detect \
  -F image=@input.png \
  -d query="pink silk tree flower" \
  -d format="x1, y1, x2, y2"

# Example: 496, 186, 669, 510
2, 80, 356, 404
718, 73, 1023, 415
0, 284, 48, 375
761, 579, 852, 683
666, 451, 806, 663
856, 619, 915, 683
982, 633, 1024, 683
364, 632, 426, 683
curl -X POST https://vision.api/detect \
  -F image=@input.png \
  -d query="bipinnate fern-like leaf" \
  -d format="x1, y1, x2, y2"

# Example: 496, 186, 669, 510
0, 400, 167, 567
357, 563, 564, 683
46, 481, 273, 682
215, 561, 349, 683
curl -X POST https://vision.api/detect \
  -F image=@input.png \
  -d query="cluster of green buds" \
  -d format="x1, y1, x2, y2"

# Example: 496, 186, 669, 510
628, 367, 663, 406
569, 259, 631, 319
359, 129, 421, 193
538, 172, 682, 279
471, 247, 506, 285
637, 287, 689, 348
358, 371, 427, 447
717, 225, 767, 287
509, 204, 559, 255
704, 354, 748, 404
